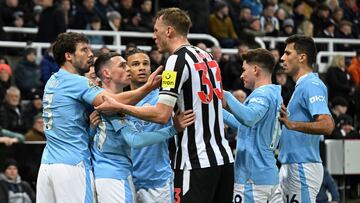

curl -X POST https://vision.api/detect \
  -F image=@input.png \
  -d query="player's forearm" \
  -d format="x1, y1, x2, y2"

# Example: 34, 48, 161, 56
125, 126, 177, 148
223, 109, 240, 130
114, 86, 150, 105
287, 117, 334, 135
122, 105, 170, 124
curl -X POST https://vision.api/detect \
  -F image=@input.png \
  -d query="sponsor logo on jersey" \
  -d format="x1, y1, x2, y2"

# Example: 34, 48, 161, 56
162, 70, 177, 88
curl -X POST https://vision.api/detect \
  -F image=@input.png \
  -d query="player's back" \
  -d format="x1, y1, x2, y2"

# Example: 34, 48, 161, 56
279, 72, 330, 164
42, 69, 103, 169
160, 45, 233, 170
235, 84, 282, 185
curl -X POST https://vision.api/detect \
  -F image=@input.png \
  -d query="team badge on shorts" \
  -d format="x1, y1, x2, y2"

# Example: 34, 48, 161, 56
162, 70, 177, 88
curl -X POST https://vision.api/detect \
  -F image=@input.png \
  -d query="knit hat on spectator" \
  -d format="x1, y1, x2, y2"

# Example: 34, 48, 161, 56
323, 20, 335, 29
0, 63, 12, 76
283, 18, 294, 28
3, 159, 18, 171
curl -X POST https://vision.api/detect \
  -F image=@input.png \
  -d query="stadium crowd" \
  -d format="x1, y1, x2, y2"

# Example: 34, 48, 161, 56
0, 0, 360, 202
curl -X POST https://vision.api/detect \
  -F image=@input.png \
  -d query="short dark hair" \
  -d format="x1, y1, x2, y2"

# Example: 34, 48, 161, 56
285, 34, 317, 67
94, 52, 121, 79
154, 8, 192, 36
125, 48, 148, 60
53, 32, 89, 66
242, 48, 275, 74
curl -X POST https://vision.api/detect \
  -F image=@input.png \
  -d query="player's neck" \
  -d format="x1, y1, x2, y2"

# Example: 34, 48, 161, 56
169, 37, 190, 54
103, 82, 124, 94
254, 77, 272, 90
292, 66, 313, 83
130, 82, 144, 91
62, 64, 78, 75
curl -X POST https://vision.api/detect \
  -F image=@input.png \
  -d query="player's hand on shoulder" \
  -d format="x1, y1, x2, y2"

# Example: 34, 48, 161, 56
173, 109, 196, 133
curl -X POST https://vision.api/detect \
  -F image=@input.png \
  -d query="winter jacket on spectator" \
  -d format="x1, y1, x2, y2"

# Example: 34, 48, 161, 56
40, 52, 59, 84
326, 66, 354, 101
14, 59, 42, 97
36, 5, 66, 43
348, 56, 360, 86
0, 103, 26, 134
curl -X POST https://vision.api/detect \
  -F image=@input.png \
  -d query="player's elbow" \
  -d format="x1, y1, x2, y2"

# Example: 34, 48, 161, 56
156, 114, 170, 125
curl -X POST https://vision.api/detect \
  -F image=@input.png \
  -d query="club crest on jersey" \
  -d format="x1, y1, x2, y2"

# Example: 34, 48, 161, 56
162, 70, 177, 88
88, 80, 94, 87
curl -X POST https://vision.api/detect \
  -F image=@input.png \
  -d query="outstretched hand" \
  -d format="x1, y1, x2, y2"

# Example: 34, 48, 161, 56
95, 95, 125, 114
173, 109, 196, 133
145, 65, 163, 91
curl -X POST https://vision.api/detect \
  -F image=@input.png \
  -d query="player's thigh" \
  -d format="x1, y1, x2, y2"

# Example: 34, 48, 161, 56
36, 164, 55, 203
136, 179, 173, 203
96, 176, 136, 203
234, 183, 277, 203
51, 163, 94, 203
280, 163, 323, 203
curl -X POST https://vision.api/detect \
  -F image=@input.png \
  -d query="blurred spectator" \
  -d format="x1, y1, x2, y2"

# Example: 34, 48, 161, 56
279, 18, 296, 36
326, 55, 354, 103
149, 45, 164, 73
340, 0, 358, 24
86, 16, 104, 45
274, 68, 294, 105
330, 97, 349, 123
331, 6, 344, 28
40, 44, 59, 84
310, 3, 331, 36
209, 1, 239, 48
348, 49, 360, 87
116, 0, 138, 31
180, 0, 210, 33
316, 166, 340, 203
37, 0, 66, 43
104, 11, 122, 44
0, 86, 26, 134
25, 113, 45, 141
297, 19, 314, 37
235, 6, 252, 42
0, 63, 13, 103
291, 0, 306, 30
279, 0, 294, 16
260, 4, 280, 36
0, 56, 9, 65
228, 0, 242, 27
275, 7, 288, 28
60, 0, 75, 27
332, 114, 359, 138
335, 20, 356, 51
71, 0, 97, 29
98, 46, 111, 54
23, 89, 43, 131
0, 0, 30, 27
326, 0, 339, 11
196, 42, 207, 51
94, 0, 115, 29
240, 0, 263, 17
0, 159, 35, 203
242, 17, 266, 48
14, 48, 42, 99
137, 0, 154, 32
8, 10, 29, 42
316, 20, 336, 38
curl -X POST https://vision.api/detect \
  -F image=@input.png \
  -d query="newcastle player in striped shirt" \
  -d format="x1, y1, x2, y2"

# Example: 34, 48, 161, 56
96, 7, 234, 203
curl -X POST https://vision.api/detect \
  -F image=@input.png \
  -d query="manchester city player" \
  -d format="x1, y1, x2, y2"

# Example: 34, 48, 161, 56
91, 52, 195, 203
278, 35, 335, 203
125, 48, 174, 203
222, 49, 283, 203
37, 32, 162, 203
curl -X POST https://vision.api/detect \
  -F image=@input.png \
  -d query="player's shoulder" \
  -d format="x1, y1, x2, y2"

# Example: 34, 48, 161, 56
303, 73, 327, 89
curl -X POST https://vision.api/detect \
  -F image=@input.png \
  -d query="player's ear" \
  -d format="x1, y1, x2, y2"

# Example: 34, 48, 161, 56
65, 52, 72, 61
298, 53, 306, 64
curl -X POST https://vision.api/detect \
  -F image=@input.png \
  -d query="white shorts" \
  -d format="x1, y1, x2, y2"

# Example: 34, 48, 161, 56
136, 179, 173, 203
233, 183, 278, 203
279, 163, 323, 203
95, 176, 136, 203
36, 163, 96, 203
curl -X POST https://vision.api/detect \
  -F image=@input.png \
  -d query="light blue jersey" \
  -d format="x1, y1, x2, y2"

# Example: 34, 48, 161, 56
126, 89, 173, 190
42, 68, 104, 169
223, 85, 282, 185
92, 112, 177, 180
279, 72, 331, 164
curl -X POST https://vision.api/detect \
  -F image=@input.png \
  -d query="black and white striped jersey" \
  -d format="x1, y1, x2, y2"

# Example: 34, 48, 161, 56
158, 45, 234, 170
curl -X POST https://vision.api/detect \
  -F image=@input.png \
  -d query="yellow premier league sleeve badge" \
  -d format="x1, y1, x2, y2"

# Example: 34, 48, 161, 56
162, 70, 177, 88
